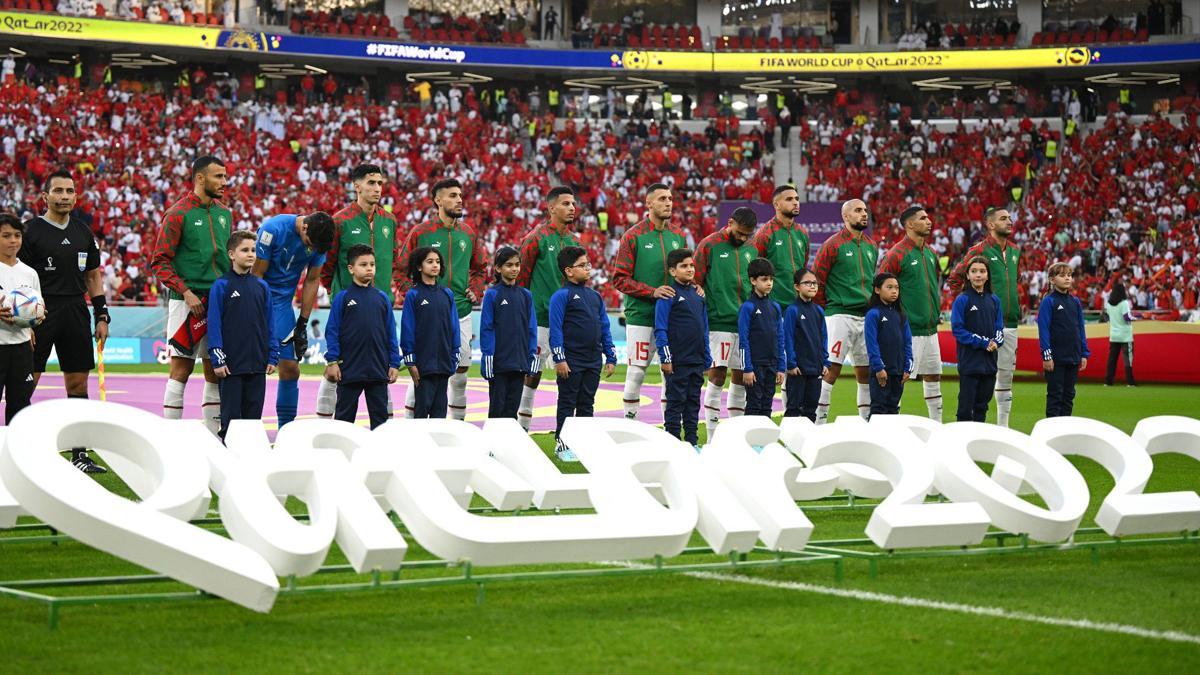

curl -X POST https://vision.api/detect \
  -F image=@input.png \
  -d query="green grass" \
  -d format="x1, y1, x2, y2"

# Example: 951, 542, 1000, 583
3, 372, 1199, 672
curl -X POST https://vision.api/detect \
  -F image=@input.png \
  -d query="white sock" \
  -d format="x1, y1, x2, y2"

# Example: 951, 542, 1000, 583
622, 365, 646, 419
923, 380, 943, 422
386, 387, 394, 419
857, 382, 871, 420
779, 382, 787, 413
816, 380, 833, 425
448, 371, 468, 420
202, 381, 221, 436
163, 379, 185, 420
727, 383, 746, 417
995, 369, 1014, 428
316, 377, 336, 418
404, 383, 416, 419
703, 382, 722, 434
518, 383, 538, 431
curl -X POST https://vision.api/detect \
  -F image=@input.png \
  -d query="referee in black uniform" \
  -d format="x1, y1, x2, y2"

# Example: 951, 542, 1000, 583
19, 170, 111, 474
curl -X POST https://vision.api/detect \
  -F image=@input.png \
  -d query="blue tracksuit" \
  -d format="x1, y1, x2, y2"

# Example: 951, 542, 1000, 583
326, 282, 401, 428
1038, 290, 1091, 417
654, 281, 712, 444
737, 292, 786, 417
400, 281, 460, 419
864, 302, 913, 416
480, 281, 538, 419
783, 298, 828, 421
549, 280, 617, 436
951, 288, 1004, 421
207, 270, 279, 440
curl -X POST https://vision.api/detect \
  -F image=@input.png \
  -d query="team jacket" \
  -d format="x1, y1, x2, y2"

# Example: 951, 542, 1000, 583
479, 282, 538, 378
320, 203, 401, 303
951, 289, 1004, 376
207, 270, 279, 375
813, 228, 878, 317
611, 218, 688, 327
948, 235, 1022, 329
879, 236, 941, 336
549, 281, 617, 369
1037, 290, 1091, 365
784, 298, 829, 375
399, 281, 460, 377
396, 217, 487, 318
864, 303, 914, 375
152, 192, 232, 300
749, 216, 811, 307
737, 293, 786, 372
326, 283, 402, 383
517, 221, 580, 327
694, 228, 756, 333
653, 281, 712, 368
256, 214, 326, 304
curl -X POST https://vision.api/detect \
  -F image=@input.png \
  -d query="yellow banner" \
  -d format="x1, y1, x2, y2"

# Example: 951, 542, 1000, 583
622, 50, 715, 71
713, 47, 1090, 73
0, 11, 220, 49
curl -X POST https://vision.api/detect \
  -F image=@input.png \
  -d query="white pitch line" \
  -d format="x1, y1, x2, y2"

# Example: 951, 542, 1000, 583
607, 562, 1200, 645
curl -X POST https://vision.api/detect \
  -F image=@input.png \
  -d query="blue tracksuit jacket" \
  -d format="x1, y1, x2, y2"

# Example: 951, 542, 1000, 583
548, 281, 617, 369
784, 298, 828, 375
208, 270, 279, 375
864, 303, 914, 375
480, 281, 538, 378
1038, 290, 1091, 365
326, 282, 401, 383
951, 289, 1004, 375
653, 281, 712, 368
400, 281, 460, 377
737, 293, 786, 372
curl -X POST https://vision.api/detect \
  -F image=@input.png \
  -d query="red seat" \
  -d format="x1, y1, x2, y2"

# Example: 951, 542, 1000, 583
741, 35, 754, 50
1069, 30, 1082, 43
1056, 32, 1069, 44
448, 28, 460, 41
667, 35, 679, 50
945, 24, 957, 36
1005, 33, 1015, 46
1136, 28, 1148, 42
434, 28, 447, 41
353, 24, 366, 36
628, 34, 640, 48
403, 15, 415, 30
755, 36, 767, 50
715, 36, 727, 50
513, 31, 526, 44
965, 35, 977, 47
1122, 28, 1135, 41
353, 13, 366, 26
1083, 29, 1095, 42
387, 27, 398, 38
1031, 31, 1043, 45
782, 35, 794, 50
1097, 29, 1108, 41
651, 24, 663, 39
769, 36, 780, 50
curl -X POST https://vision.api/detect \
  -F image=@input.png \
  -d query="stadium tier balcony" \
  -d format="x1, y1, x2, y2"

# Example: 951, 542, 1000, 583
1031, 23, 1149, 46
290, 11, 399, 40
589, 23, 704, 50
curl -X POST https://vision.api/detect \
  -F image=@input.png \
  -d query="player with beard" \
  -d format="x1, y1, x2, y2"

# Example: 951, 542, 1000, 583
948, 207, 1022, 427
396, 178, 487, 420
812, 198, 878, 423
693, 206, 758, 437
315, 163, 401, 420
19, 170, 109, 473
515, 186, 581, 430
612, 183, 689, 421
151, 156, 232, 436
750, 185, 810, 306
879, 206, 944, 421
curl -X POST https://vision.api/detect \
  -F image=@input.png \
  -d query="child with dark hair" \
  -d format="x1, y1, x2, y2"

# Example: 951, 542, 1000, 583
783, 268, 828, 421
654, 248, 711, 446
1038, 262, 1089, 417
951, 257, 1003, 422
863, 272, 913, 417
480, 246, 538, 419
737, 257, 786, 418
548, 246, 616, 461
324, 245, 400, 428
400, 246, 459, 418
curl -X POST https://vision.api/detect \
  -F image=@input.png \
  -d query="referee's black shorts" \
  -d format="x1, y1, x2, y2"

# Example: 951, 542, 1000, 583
33, 296, 95, 373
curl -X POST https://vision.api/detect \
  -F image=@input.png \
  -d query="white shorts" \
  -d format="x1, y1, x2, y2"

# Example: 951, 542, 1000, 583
625, 324, 660, 368
535, 325, 551, 371
708, 331, 743, 370
166, 298, 208, 360
997, 327, 1018, 373
826, 314, 868, 367
458, 314, 473, 369
911, 334, 942, 375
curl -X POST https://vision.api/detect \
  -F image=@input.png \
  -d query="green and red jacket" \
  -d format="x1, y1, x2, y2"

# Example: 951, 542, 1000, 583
320, 202, 401, 303
611, 218, 688, 327
151, 192, 231, 300
396, 217, 487, 318
948, 235, 1023, 328
813, 228, 878, 317
879, 236, 941, 336
694, 227, 756, 333
517, 221, 580, 327
749, 215, 810, 306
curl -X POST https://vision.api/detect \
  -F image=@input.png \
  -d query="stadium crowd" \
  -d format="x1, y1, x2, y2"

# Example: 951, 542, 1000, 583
0, 71, 1195, 319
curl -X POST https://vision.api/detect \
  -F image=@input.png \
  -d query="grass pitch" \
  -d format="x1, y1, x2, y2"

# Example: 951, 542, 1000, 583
2, 369, 1198, 673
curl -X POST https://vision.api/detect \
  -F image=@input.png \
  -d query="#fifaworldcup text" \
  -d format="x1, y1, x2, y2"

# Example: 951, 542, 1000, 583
1, 400, 1197, 613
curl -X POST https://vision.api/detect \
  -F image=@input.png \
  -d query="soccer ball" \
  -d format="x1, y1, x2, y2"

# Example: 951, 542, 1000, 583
6, 287, 45, 329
